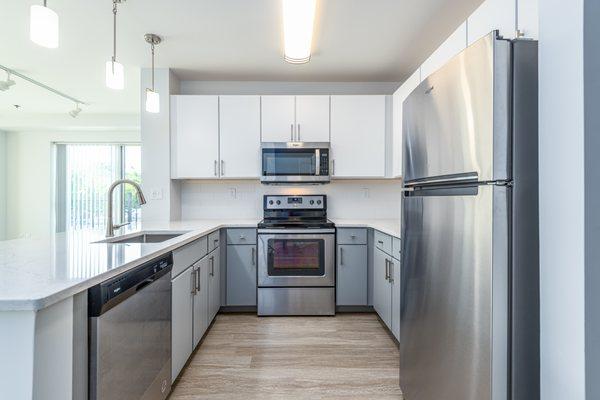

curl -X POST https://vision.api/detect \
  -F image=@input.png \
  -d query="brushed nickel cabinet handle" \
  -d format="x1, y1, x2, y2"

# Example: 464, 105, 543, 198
340, 247, 344, 266
297, 124, 301, 141
251, 247, 256, 266
197, 267, 201, 291
388, 261, 394, 283
214, 160, 218, 176
191, 269, 197, 294
291, 124, 294, 141
221, 160, 225, 176
385, 259, 389, 281
210, 256, 215, 276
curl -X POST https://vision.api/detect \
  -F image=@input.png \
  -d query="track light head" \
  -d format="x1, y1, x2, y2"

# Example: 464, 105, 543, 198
69, 103, 82, 118
0, 73, 16, 91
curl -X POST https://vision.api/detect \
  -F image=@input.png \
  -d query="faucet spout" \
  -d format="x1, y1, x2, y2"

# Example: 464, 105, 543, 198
106, 179, 146, 238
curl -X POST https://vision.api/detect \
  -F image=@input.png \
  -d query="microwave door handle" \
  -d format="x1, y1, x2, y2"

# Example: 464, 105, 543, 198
315, 149, 320, 176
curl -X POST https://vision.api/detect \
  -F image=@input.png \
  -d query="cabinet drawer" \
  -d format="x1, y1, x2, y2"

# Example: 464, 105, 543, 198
374, 230, 392, 255
337, 228, 367, 245
392, 237, 401, 260
208, 230, 220, 252
227, 228, 257, 245
172, 236, 208, 279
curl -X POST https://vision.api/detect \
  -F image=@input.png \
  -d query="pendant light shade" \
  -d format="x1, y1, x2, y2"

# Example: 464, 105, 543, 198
105, 60, 124, 90
30, 3, 59, 48
145, 89, 160, 113
144, 33, 162, 114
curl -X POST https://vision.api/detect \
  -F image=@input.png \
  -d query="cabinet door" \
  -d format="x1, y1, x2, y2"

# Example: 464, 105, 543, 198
170, 95, 219, 178
226, 245, 257, 306
261, 96, 296, 142
295, 95, 330, 142
330, 95, 386, 178
391, 257, 401, 341
467, 0, 516, 45
171, 266, 194, 382
192, 257, 209, 348
219, 96, 261, 178
336, 245, 368, 306
373, 248, 392, 329
208, 249, 221, 323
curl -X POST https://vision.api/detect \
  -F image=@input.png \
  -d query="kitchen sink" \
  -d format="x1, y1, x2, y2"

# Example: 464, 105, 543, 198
96, 232, 188, 244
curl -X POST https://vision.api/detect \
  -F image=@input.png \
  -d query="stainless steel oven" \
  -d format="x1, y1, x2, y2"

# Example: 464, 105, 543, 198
261, 142, 330, 184
257, 195, 336, 316
257, 230, 335, 287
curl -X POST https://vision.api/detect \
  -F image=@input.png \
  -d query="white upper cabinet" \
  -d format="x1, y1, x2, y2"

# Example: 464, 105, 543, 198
392, 69, 421, 178
467, 0, 517, 45
261, 96, 296, 142
295, 95, 330, 142
330, 95, 386, 178
421, 22, 467, 80
171, 95, 219, 179
219, 96, 261, 178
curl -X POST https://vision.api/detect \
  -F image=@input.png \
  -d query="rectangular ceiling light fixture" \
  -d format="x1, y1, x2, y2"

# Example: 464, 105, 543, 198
282, 0, 317, 64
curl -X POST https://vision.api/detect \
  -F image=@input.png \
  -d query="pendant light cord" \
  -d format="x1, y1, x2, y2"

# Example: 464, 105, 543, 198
151, 43, 155, 92
44, 0, 47, 6
112, 0, 118, 66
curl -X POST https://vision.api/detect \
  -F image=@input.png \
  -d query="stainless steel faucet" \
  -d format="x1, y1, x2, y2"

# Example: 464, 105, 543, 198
106, 179, 147, 238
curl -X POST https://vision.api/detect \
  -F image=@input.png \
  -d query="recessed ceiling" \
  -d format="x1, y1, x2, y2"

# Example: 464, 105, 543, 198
0, 0, 482, 128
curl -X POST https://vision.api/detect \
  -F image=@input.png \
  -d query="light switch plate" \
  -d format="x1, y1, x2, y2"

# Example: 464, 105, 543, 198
150, 188, 163, 200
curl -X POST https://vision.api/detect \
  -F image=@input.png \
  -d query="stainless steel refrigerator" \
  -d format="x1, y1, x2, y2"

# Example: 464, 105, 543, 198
400, 32, 539, 400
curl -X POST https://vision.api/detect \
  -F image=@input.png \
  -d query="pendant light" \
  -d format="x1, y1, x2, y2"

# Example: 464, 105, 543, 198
144, 34, 161, 114
106, 0, 125, 90
30, 0, 59, 48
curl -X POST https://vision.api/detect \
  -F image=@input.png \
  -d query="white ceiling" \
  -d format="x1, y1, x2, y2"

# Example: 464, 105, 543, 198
0, 0, 482, 129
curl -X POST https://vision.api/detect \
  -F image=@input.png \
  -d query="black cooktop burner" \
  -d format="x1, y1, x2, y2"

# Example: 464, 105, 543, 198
257, 219, 335, 229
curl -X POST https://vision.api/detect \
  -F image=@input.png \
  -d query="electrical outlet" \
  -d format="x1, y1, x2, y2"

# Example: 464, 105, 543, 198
361, 188, 370, 198
150, 188, 163, 200
229, 188, 237, 199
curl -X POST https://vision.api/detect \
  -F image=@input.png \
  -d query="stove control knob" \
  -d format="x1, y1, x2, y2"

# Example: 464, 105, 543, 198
276, 200, 281, 205
269, 200, 274, 205
317, 200, 322, 205
310, 200, 315, 205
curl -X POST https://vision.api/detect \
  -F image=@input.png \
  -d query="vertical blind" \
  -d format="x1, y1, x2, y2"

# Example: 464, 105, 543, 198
55, 144, 141, 233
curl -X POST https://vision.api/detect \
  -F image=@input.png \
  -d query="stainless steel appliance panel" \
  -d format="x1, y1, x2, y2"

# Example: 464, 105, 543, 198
403, 33, 511, 184
258, 287, 335, 316
257, 232, 335, 287
261, 142, 330, 184
89, 273, 172, 400
400, 184, 509, 400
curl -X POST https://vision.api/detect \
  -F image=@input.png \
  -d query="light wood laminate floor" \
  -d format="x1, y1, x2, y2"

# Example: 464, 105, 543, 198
169, 313, 403, 400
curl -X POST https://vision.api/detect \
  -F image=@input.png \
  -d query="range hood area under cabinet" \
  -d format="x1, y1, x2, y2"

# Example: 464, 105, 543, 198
170, 95, 387, 180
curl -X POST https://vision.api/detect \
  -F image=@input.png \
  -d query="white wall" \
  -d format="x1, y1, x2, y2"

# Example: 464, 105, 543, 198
0, 131, 6, 240
140, 68, 181, 223
539, 0, 586, 398
5, 130, 139, 240
181, 180, 402, 221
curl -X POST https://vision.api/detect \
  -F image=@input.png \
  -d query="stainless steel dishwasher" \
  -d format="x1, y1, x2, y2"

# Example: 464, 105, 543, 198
89, 254, 173, 400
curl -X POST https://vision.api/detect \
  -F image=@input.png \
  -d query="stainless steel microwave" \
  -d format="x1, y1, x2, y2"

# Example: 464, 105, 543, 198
261, 142, 330, 184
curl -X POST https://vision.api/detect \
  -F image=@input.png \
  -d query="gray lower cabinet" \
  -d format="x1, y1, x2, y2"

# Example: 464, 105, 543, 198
373, 247, 393, 329
227, 244, 257, 306
208, 248, 221, 323
391, 256, 401, 341
336, 244, 368, 305
171, 265, 194, 383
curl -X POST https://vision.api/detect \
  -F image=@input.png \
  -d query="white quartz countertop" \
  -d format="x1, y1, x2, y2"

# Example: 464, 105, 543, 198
0, 220, 258, 311
0, 218, 399, 311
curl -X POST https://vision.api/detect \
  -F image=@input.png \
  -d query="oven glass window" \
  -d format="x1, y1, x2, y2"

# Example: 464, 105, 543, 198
262, 149, 316, 176
267, 239, 325, 276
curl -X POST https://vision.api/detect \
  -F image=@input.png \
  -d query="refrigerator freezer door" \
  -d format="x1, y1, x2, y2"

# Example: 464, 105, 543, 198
403, 33, 511, 185
400, 184, 509, 400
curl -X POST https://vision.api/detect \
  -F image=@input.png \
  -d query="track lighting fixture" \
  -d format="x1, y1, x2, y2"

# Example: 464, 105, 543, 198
0, 72, 16, 91
69, 103, 82, 118
144, 33, 161, 114
106, 0, 125, 90
30, 0, 59, 48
